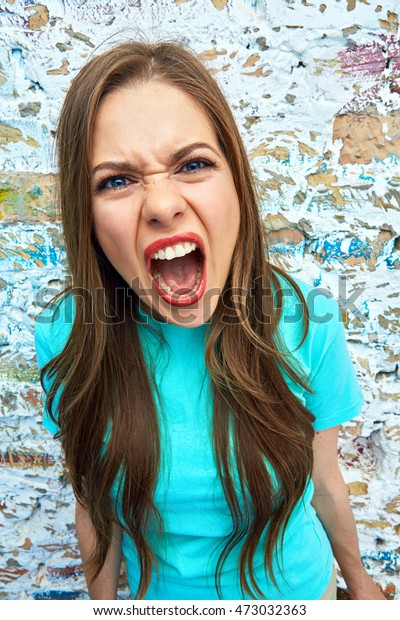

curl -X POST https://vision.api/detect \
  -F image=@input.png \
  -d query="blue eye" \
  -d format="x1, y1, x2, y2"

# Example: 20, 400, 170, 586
105, 177, 129, 189
181, 159, 214, 173
94, 175, 132, 193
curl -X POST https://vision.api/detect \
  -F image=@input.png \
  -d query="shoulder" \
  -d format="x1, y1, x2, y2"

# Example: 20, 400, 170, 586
34, 292, 76, 366
272, 270, 344, 370
273, 271, 339, 321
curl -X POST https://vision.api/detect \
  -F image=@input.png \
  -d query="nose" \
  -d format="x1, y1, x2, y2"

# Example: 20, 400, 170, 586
141, 177, 187, 227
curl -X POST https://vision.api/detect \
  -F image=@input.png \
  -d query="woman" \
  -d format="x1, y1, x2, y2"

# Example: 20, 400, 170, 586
35, 40, 385, 600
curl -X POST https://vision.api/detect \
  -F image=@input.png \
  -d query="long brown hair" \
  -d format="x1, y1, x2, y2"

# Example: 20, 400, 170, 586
40, 40, 316, 599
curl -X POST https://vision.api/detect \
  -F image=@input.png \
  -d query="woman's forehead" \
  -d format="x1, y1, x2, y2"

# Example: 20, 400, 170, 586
96, 80, 212, 128
91, 81, 220, 168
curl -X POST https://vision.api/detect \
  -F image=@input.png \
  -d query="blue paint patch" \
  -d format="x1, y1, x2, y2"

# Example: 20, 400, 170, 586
11, 49, 23, 67
269, 239, 305, 256
347, 237, 373, 259
0, 238, 65, 272
362, 549, 400, 573
384, 255, 400, 269
306, 198, 333, 213
313, 274, 322, 287
375, 236, 400, 270
323, 238, 344, 259
359, 167, 375, 182
29, 185, 43, 198
310, 236, 374, 264
33, 590, 84, 600
359, 300, 369, 318
49, 244, 62, 266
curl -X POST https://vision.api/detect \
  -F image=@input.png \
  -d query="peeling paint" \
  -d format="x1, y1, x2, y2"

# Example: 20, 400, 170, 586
0, 0, 399, 601
0, 225, 63, 272
379, 11, 399, 34
199, 48, 227, 62
306, 171, 344, 206
250, 143, 290, 161
347, 481, 369, 496
64, 28, 95, 48
0, 451, 55, 468
25, 4, 49, 31
0, 124, 39, 151
47, 59, 70, 76
0, 173, 57, 220
211, 0, 228, 10
333, 114, 400, 164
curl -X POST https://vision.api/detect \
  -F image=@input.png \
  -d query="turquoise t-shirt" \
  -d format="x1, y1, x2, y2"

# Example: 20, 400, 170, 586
34, 276, 364, 600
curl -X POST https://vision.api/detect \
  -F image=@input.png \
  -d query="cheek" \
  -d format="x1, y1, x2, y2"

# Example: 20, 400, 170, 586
207, 196, 240, 279
93, 208, 136, 256
216, 191, 240, 243
200, 183, 240, 229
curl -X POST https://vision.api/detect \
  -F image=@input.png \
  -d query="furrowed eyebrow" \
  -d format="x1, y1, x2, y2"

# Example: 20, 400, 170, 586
167, 142, 220, 166
91, 161, 139, 176
91, 142, 220, 176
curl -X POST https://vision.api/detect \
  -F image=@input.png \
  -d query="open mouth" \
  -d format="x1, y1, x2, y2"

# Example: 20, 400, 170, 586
145, 234, 206, 307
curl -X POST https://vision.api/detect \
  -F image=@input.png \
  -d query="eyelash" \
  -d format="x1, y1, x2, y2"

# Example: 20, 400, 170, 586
180, 157, 217, 174
93, 157, 217, 194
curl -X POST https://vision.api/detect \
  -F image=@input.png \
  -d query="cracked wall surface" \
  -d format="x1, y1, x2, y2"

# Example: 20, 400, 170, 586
0, 0, 399, 600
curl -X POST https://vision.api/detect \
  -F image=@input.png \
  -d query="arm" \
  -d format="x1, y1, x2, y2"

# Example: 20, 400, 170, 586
76, 499, 123, 600
311, 426, 386, 600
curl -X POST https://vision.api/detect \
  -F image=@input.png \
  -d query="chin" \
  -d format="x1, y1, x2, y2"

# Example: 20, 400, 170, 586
161, 300, 214, 327
150, 291, 218, 327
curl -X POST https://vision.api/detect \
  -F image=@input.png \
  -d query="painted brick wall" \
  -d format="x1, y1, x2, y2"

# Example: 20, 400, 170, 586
0, 0, 399, 600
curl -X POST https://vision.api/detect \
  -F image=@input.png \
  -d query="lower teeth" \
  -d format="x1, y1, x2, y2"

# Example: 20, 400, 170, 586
153, 268, 201, 296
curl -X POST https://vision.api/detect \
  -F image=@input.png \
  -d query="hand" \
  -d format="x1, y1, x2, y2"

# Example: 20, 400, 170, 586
347, 573, 387, 600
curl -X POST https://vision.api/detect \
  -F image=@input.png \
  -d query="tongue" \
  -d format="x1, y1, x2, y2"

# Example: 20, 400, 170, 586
155, 253, 199, 294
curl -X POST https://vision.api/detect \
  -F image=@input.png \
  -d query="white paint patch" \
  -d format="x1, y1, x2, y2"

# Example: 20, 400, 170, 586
0, 0, 399, 600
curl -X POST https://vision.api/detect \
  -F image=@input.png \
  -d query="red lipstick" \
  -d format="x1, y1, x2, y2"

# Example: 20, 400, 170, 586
145, 233, 206, 307
144, 232, 204, 262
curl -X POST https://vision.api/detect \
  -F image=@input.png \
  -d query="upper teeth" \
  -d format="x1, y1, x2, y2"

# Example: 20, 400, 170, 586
153, 242, 197, 261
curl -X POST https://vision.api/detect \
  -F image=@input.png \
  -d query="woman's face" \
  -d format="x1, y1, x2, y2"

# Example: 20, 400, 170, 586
91, 81, 240, 326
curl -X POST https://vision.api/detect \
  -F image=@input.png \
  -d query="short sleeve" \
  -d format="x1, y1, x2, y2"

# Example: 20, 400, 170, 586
275, 274, 365, 432
34, 295, 75, 436
35, 321, 61, 435
303, 295, 364, 431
